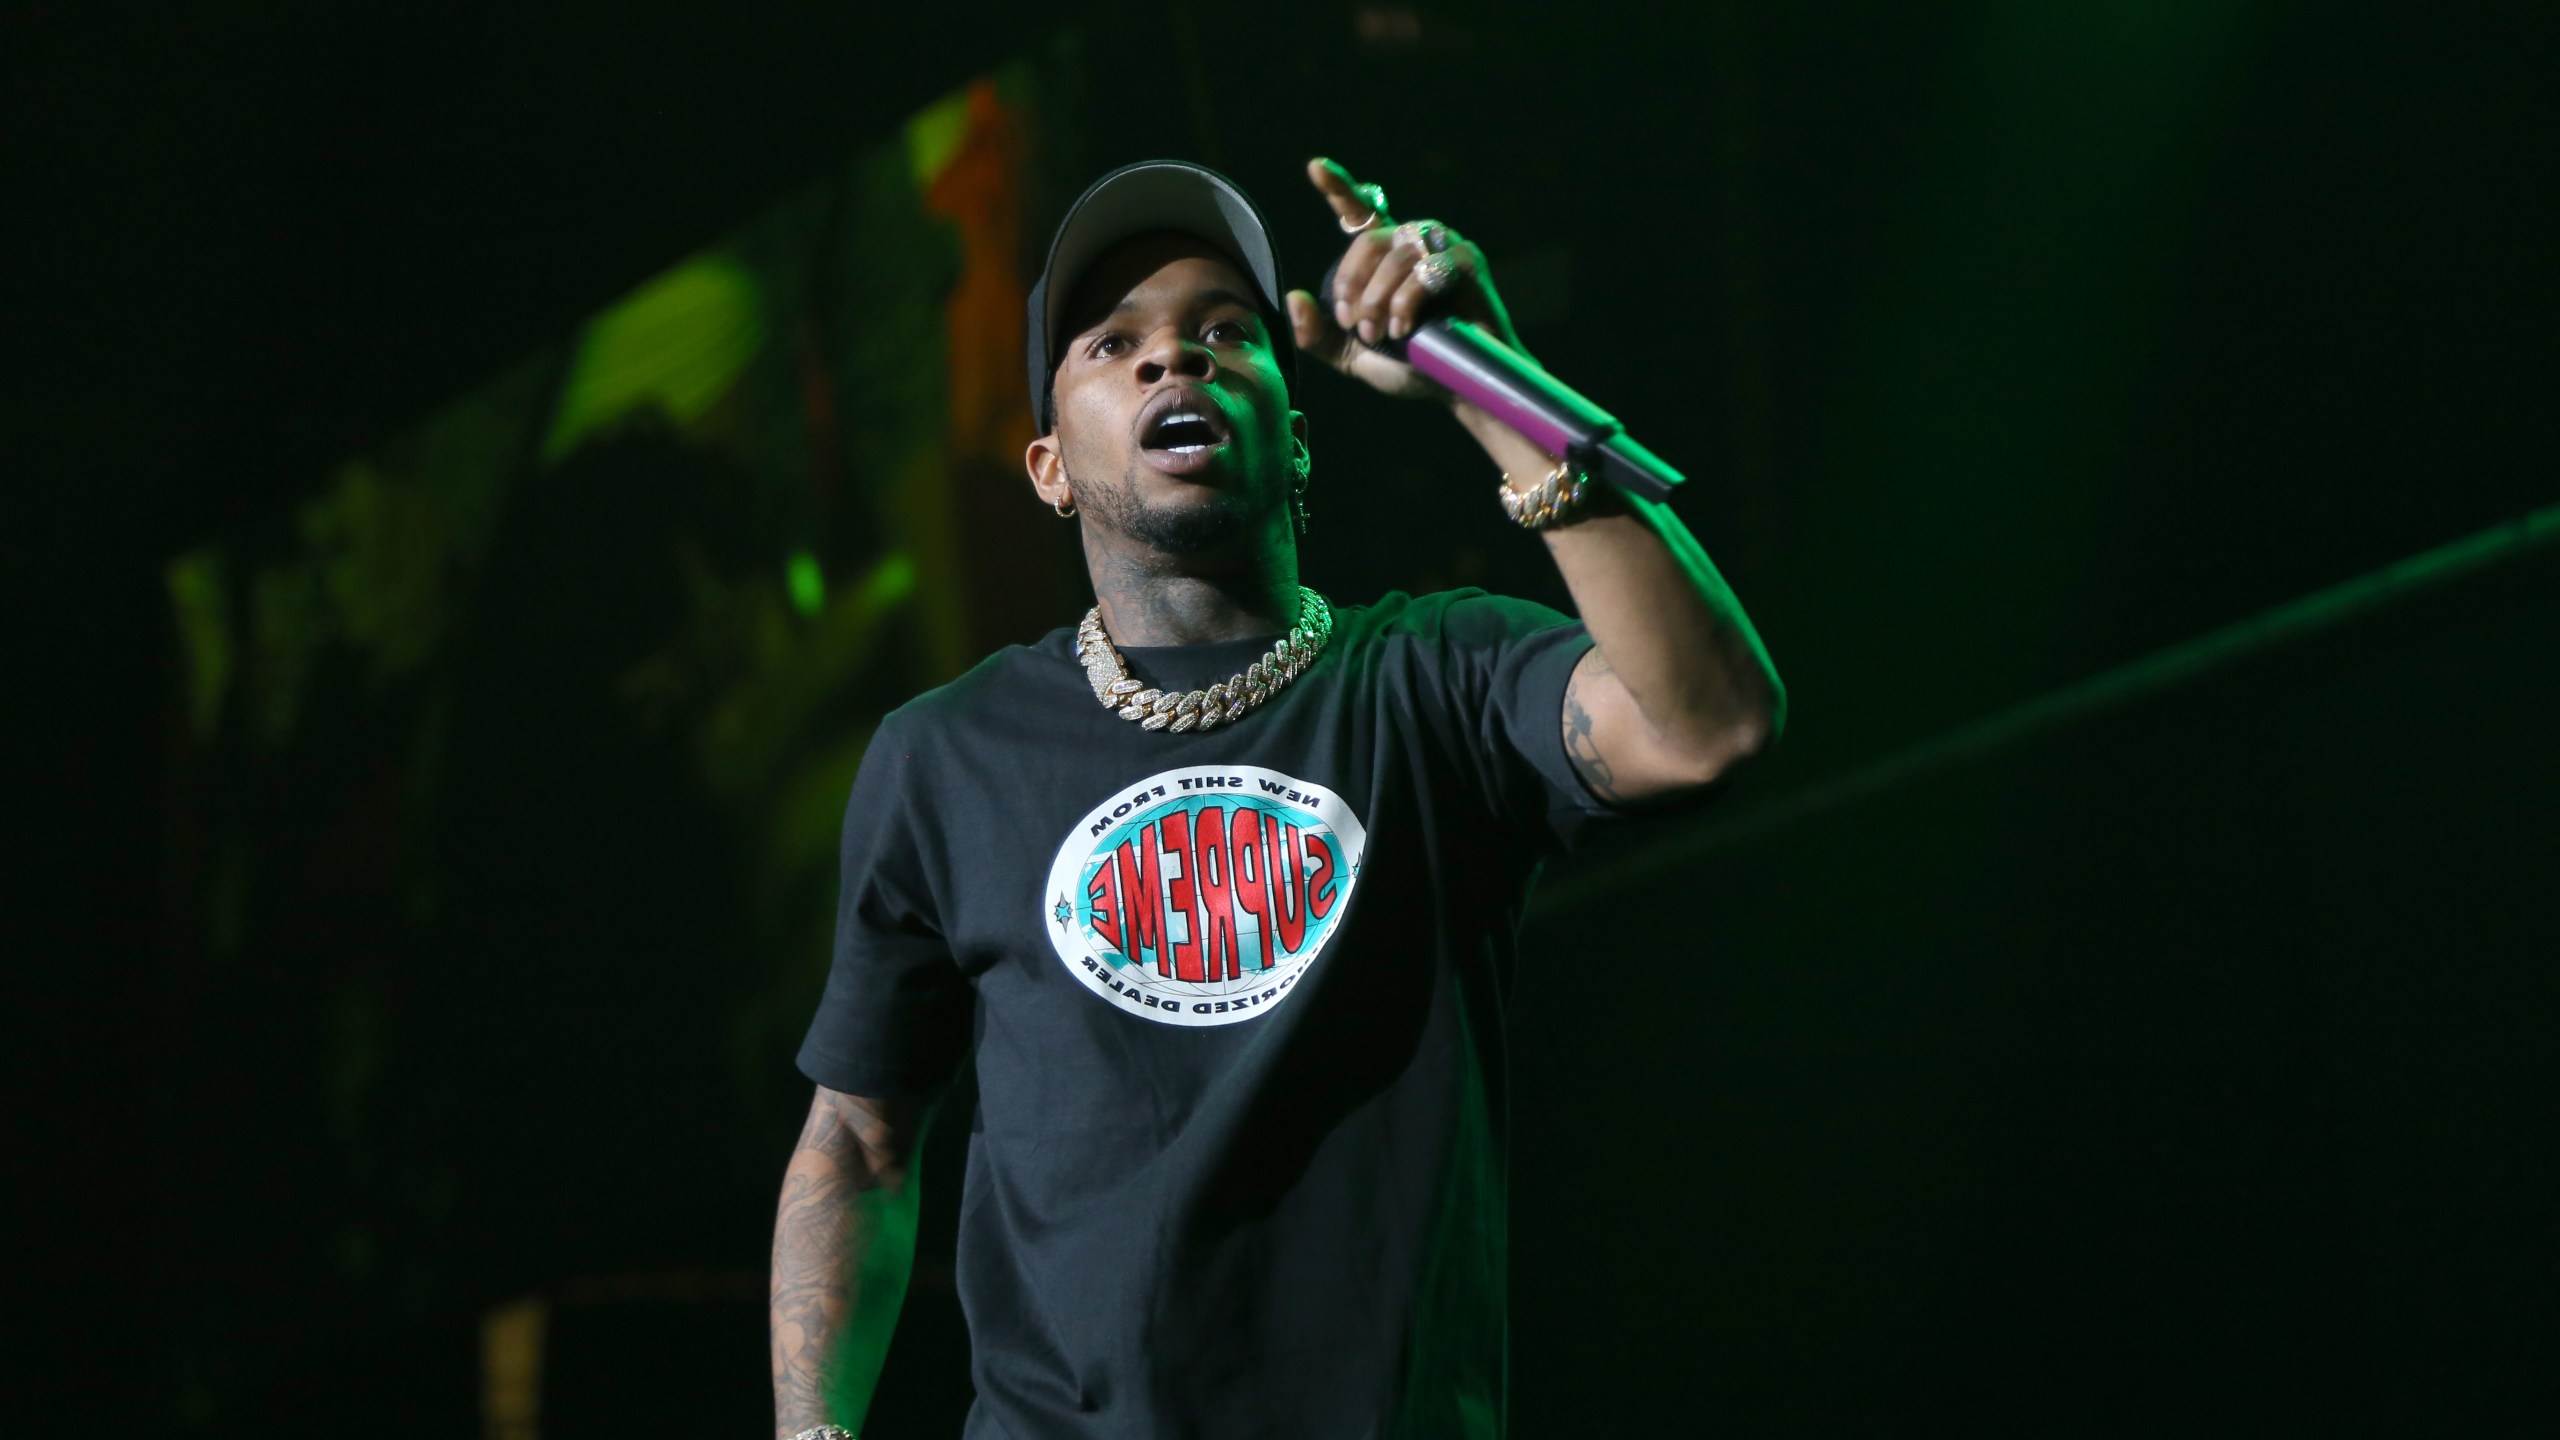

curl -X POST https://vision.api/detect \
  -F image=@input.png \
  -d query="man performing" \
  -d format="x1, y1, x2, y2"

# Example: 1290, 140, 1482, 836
770, 156, 1783, 1439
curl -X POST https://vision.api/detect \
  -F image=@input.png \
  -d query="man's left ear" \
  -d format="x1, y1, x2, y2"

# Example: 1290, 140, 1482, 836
1290, 411, 1311, 477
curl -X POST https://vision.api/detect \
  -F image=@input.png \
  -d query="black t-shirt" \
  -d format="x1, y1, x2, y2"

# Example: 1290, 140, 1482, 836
798, 588, 1615, 1440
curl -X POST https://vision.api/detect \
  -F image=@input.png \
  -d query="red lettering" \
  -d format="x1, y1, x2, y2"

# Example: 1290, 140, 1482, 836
1305, 833, 1340, 920
1226, 809, 1271, 971
1115, 830, 1164, 974
1160, 809, 1203, 982
1192, 805, 1241, 982
1086, 855, 1122, 953
1265, 821, 1308, 957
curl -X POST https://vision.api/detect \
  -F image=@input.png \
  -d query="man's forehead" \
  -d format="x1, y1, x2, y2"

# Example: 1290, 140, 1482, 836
1059, 232, 1258, 335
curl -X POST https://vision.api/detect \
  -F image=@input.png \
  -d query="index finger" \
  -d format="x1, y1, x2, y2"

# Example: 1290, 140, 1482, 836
1306, 156, 1388, 226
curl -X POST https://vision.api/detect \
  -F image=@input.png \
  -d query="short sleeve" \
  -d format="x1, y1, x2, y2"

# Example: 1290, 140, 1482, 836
795, 716, 975, 1097
1436, 591, 1621, 851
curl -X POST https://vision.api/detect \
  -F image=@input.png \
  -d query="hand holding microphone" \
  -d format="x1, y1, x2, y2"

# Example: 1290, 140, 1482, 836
1286, 156, 1520, 401
1285, 156, 1682, 502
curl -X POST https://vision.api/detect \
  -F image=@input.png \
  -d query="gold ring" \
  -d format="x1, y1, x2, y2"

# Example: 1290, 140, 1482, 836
1338, 181, 1389, 233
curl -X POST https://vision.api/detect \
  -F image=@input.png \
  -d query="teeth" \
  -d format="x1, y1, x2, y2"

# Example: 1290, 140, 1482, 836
1147, 404, 1221, 452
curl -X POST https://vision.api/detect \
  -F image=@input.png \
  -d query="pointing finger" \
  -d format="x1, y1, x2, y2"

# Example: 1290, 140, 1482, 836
1306, 156, 1388, 229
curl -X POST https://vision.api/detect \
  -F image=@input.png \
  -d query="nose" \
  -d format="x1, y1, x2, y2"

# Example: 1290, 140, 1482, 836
1134, 326, 1215, 387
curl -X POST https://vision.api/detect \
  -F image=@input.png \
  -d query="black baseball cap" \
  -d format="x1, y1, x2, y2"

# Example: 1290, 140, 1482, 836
1026, 160, 1297, 432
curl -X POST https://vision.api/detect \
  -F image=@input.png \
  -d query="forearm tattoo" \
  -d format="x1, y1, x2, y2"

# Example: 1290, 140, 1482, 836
769, 1092, 899, 1436
1562, 648, 1625, 803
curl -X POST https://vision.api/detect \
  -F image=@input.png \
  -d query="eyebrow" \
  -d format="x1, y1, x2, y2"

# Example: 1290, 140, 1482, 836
1105, 286, 1263, 321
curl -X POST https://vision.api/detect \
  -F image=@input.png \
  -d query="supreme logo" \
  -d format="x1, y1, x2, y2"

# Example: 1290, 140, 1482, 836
1042, 766, 1367, 1027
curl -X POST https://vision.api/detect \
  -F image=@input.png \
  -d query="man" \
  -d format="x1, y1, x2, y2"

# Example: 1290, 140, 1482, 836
770, 157, 1781, 1439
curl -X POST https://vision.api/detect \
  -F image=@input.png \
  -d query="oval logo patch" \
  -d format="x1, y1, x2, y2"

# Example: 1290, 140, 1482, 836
1042, 765, 1367, 1026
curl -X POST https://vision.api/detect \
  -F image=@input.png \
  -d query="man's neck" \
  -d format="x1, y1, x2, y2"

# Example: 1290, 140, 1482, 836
1087, 544, 1299, 648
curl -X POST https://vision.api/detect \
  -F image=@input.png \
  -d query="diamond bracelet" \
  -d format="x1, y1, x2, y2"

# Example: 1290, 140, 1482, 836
1498, 459, 1597, 530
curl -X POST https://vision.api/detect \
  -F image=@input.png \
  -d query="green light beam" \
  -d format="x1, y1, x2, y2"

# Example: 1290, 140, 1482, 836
1535, 499, 2560, 917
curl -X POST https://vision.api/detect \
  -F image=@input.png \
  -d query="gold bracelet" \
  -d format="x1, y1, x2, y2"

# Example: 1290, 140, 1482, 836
1497, 459, 1594, 530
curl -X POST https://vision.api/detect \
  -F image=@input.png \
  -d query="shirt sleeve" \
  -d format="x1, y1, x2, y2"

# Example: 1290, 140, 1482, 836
795, 715, 975, 1097
1436, 591, 1624, 852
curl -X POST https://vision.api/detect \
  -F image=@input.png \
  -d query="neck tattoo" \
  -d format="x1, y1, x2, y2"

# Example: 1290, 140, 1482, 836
1075, 587, 1334, 733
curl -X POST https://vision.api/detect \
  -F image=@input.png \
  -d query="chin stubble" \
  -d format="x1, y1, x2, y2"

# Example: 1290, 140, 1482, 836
1067, 456, 1270, 555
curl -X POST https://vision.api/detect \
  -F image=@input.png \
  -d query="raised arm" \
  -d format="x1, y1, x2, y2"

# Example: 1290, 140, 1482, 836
1458, 411, 1782, 802
1286, 157, 1784, 802
770, 1085, 931, 1439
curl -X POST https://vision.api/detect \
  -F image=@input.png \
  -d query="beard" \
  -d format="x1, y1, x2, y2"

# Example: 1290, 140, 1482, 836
1068, 456, 1282, 556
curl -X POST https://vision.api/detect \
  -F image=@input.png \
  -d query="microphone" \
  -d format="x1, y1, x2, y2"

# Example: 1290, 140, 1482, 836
1315, 262, 1682, 501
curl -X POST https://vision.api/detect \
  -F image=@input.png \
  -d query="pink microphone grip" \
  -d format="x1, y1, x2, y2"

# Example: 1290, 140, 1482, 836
1405, 327, 1580, 458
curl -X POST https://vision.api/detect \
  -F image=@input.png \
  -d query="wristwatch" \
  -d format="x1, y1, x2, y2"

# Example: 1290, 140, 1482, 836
789, 1428, 857, 1440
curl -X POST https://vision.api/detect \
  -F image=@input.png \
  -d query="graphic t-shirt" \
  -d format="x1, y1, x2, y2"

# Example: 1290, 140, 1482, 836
798, 589, 1616, 1440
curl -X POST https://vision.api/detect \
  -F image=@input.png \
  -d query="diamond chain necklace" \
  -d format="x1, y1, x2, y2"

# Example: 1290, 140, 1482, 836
1075, 586, 1334, 733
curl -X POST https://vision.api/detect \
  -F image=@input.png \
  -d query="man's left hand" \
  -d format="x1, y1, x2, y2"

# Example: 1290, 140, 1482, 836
1286, 156, 1525, 403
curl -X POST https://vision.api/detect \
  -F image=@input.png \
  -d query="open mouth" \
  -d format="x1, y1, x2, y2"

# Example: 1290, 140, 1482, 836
1147, 413, 1224, 453
1137, 390, 1234, 468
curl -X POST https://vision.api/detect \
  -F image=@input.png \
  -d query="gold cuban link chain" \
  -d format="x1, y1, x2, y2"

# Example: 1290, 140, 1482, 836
1075, 587, 1333, 733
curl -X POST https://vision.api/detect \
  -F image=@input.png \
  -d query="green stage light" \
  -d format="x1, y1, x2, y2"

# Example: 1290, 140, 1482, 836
788, 550, 826, 616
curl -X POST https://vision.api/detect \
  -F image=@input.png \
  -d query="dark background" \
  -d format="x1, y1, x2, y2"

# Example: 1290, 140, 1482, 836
10, 0, 2556, 1433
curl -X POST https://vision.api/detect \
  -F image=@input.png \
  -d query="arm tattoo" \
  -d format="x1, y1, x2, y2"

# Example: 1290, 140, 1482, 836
1562, 649, 1626, 804
770, 1090, 909, 1437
